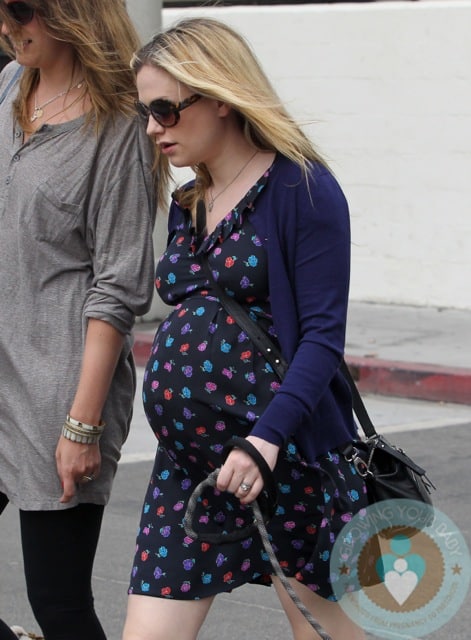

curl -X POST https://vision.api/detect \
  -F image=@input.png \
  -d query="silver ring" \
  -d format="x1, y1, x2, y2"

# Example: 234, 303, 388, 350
81, 474, 94, 483
239, 482, 252, 492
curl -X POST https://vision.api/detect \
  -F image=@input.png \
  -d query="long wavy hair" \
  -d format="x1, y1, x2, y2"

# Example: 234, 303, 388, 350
131, 17, 327, 211
0, 0, 141, 132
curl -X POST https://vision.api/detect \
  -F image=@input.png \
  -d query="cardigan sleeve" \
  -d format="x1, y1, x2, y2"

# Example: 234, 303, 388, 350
250, 164, 351, 448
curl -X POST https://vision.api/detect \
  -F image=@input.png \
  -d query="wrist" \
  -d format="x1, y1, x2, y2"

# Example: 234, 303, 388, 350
61, 414, 105, 445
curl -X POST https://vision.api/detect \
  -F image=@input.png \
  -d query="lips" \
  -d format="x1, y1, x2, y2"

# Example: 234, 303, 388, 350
159, 142, 176, 154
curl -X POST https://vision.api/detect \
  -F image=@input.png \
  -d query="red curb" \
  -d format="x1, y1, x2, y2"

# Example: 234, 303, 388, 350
132, 332, 471, 406
344, 356, 471, 406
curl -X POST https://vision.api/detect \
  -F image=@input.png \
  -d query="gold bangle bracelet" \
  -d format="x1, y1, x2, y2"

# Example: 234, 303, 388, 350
66, 414, 105, 434
61, 424, 101, 445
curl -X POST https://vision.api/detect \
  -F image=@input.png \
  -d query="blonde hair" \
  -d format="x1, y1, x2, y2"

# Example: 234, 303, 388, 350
131, 17, 327, 210
1, 0, 141, 133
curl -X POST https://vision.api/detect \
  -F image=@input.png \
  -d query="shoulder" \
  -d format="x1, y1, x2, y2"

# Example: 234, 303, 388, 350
269, 155, 348, 215
0, 61, 22, 94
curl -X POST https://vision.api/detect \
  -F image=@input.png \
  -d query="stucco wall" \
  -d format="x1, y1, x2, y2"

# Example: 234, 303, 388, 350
145, 1, 471, 314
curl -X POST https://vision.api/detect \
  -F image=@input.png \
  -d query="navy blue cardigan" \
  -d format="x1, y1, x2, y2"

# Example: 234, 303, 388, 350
168, 154, 357, 463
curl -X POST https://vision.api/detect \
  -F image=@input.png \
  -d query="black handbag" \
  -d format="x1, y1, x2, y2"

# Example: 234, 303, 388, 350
200, 254, 435, 509
338, 361, 435, 506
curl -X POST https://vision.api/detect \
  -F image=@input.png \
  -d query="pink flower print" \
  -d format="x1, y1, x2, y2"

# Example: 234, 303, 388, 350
151, 380, 159, 391
213, 246, 222, 256
163, 360, 174, 372
180, 581, 191, 593
198, 515, 209, 525
341, 513, 352, 523
173, 501, 184, 512
235, 518, 245, 528
221, 367, 235, 379
190, 263, 201, 274
283, 521, 296, 531
270, 381, 281, 392
183, 536, 194, 546
205, 381, 217, 393
142, 525, 152, 536
161, 426, 168, 437
294, 503, 306, 512
321, 517, 329, 528
230, 232, 240, 241
198, 341, 208, 352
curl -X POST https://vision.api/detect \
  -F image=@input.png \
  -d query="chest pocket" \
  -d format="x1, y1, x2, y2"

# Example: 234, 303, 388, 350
29, 181, 84, 244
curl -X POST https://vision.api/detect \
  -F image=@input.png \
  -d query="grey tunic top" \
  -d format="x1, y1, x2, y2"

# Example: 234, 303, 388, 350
0, 63, 156, 510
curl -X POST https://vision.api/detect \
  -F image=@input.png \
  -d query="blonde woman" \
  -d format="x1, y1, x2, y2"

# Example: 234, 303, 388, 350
0, 1, 156, 638
124, 18, 365, 640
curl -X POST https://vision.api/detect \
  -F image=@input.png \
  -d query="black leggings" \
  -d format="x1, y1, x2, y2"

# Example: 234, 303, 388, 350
0, 493, 106, 640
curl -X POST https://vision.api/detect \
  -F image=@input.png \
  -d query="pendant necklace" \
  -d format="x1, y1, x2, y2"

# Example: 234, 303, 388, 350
207, 150, 258, 213
30, 79, 84, 123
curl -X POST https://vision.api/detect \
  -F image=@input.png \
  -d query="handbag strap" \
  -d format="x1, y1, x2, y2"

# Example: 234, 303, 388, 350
0, 65, 23, 106
200, 254, 288, 379
199, 253, 378, 440
339, 360, 378, 439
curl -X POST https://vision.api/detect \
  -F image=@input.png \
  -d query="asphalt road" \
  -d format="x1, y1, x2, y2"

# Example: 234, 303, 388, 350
1, 388, 470, 640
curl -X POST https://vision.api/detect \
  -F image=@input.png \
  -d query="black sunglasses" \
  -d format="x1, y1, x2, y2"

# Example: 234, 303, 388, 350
1, 1, 35, 25
135, 94, 201, 128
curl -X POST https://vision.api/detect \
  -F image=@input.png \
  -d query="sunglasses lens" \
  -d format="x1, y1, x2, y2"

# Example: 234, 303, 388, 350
8, 2, 35, 25
150, 102, 176, 127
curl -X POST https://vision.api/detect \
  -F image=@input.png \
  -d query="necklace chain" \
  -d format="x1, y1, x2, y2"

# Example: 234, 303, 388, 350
208, 150, 258, 213
30, 79, 84, 123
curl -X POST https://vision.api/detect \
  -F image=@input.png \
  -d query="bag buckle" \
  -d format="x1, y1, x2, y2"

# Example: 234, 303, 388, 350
343, 445, 372, 479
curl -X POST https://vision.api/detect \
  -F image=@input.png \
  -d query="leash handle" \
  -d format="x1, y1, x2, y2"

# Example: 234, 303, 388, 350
183, 469, 260, 543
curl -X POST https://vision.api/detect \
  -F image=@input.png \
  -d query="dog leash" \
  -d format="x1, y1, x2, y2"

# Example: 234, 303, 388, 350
184, 438, 333, 640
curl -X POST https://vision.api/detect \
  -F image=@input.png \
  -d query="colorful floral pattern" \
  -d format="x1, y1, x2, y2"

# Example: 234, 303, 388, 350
129, 175, 368, 600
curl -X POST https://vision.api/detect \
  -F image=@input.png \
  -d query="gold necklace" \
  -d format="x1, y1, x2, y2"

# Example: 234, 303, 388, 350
30, 79, 84, 122
208, 150, 258, 212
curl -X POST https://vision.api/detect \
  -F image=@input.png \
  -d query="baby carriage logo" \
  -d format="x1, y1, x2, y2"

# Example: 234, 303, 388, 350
330, 499, 470, 638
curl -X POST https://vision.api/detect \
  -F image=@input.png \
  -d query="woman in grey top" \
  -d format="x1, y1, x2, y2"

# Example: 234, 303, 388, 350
0, 1, 156, 639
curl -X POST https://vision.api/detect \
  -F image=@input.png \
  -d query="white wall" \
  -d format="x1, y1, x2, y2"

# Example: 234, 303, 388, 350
151, 1, 471, 312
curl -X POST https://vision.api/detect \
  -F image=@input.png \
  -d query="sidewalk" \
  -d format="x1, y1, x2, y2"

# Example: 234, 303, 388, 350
133, 301, 471, 405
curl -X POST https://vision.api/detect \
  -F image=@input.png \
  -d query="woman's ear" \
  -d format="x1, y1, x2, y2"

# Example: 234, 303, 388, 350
216, 101, 232, 118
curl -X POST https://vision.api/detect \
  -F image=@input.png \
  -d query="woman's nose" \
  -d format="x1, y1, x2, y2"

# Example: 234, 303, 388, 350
146, 115, 166, 137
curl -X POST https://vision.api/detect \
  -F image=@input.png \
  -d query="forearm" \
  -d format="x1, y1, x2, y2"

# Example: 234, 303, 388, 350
69, 317, 125, 425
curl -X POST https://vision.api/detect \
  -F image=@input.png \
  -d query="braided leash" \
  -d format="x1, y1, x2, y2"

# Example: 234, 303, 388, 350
184, 469, 333, 640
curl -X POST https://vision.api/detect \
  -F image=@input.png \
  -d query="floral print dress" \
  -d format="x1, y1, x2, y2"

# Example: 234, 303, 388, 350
128, 170, 368, 601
